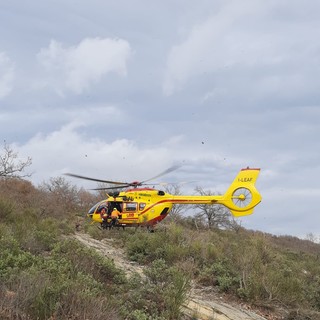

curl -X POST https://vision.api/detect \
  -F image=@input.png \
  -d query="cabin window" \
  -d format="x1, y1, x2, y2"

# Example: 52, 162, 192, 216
124, 202, 137, 212
139, 203, 146, 211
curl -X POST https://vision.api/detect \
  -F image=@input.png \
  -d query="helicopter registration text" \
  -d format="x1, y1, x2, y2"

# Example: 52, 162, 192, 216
238, 177, 253, 183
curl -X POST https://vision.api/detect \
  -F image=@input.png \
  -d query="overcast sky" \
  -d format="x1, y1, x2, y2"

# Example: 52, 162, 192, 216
1, 0, 320, 239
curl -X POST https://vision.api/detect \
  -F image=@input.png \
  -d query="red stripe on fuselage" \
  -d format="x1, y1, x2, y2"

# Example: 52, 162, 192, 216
146, 213, 168, 225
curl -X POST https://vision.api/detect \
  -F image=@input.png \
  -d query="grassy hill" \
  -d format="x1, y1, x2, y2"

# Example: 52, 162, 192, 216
0, 177, 319, 320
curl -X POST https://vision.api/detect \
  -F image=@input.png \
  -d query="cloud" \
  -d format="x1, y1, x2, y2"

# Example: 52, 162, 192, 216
0, 52, 15, 99
17, 122, 183, 186
37, 37, 132, 94
163, 1, 320, 99
163, 2, 261, 95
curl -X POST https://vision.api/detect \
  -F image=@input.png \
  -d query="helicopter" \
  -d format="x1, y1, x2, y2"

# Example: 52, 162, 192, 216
65, 166, 262, 230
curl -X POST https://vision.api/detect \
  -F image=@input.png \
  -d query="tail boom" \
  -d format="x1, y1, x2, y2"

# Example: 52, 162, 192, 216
170, 168, 262, 217
220, 168, 262, 217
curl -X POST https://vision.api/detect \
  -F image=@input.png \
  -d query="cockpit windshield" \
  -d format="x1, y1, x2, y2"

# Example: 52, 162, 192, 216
88, 201, 108, 214
88, 203, 99, 215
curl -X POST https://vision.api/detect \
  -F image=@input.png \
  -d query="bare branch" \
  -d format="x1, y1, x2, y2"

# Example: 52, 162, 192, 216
194, 186, 237, 229
0, 142, 32, 178
164, 183, 188, 221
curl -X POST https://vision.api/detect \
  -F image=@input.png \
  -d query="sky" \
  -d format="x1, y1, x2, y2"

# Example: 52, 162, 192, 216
1, 0, 320, 239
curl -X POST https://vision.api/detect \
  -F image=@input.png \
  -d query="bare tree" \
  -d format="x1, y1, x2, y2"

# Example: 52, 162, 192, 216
0, 142, 32, 178
305, 232, 320, 244
164, 183, 188, 222
194, 186, 237, 229
38, 177, 79, 218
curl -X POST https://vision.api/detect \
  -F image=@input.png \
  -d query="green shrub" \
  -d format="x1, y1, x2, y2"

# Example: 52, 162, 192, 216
198, 259, 239, 292
123, 259, 190, 320
4, 265, 117, 320
52, 239, 126, 286
128, 309, 166, 320
0, 198, 15, 222
0, 227, 18, 251
0, 248, 36, 279
1, 242, 124, 320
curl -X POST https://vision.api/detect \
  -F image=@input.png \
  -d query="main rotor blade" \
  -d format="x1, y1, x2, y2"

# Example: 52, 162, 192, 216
91, 185, 130, 190
64, 173, 126, 185
141, 165, 181, 184
65, 165, 181, 188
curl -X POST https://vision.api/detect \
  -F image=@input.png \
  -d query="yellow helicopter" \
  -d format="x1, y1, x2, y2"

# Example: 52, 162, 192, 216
66, 166, 262, 230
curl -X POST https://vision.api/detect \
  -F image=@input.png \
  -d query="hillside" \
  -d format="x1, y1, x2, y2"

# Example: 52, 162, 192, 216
0, 177, 320, 319
82, 222, 320, 320
73, 232, 267, 320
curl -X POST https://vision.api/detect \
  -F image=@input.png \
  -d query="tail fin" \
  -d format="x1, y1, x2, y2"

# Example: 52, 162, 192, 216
221, 168, 262, 217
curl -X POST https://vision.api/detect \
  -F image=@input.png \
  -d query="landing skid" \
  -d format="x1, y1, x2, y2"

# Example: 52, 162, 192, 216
100, 222, 126, 230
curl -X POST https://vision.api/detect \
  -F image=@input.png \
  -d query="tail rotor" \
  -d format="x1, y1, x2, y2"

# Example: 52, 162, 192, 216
221, 168, 262, 217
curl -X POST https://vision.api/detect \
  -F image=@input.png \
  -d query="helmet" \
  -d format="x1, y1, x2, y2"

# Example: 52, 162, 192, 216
113, 208, 117, 210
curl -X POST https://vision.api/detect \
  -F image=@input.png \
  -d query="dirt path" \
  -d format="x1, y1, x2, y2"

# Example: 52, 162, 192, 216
73, 232, 268, 320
